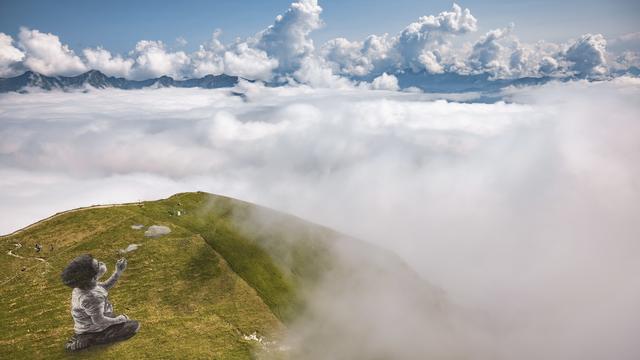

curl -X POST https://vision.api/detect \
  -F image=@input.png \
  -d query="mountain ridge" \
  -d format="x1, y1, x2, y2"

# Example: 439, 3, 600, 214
1, 68, 638, 94
0, 70, 240, 93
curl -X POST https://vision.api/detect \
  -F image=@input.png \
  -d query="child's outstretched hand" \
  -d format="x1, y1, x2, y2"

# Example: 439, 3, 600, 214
116, 258, 127, 273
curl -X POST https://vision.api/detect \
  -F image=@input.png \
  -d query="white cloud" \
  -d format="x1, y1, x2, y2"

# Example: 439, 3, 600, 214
564, 33, 608, 76
524, 41, 565, 77
614, 51, 640, 70
321, 38, 372, 77
321, 34, 398, 77
187, 0, 326, 81
538, 55, 559, 75
256, 0, 323, 73
462, 26, 569, 79
83, 47, 134, 78
422, 50, 447, 73
370, 72, 399, 90
508, 45, 528, 73
320, 4, 478, 78
130, 40, 190, 80
396, 3, 477, 73
223, 42, 278, 81
291, 55, 353, 88
315, 4, 639, 80
17, 27, 87, 76
467, 27, 512, 76
191, 30, 225, 77
0, 33, 25, 77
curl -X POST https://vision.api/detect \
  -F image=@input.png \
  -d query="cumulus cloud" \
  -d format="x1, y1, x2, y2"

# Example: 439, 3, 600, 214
1, 79, 639, 359
83, 47, 134, 78
396, 3, 477, 73
315, 4, 638, 80
0, 1, 323, 81
461, 26, 570, 79
467, 26, 512, 76
191, 30, 225, 77
564, 33, 608, 76
321, 34, 398, 78
17, 27, 87, 76
321, 4, 479, 77
255, 0, 323, 73
223, 42, 278, 81
130, 40, 190, 80
321, 37, 374, 77
538, 55, 559, 75
370, 72, 399, 90
291, 55, 353, 88
0, 33, 25, 77
199, 0, 325, 82
614, 51, 640, 70
508, 45, 529, 74
1, 2, 638, 83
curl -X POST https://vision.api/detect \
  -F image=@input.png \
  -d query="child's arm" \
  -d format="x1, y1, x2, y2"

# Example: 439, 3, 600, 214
99, 258, 127, 290
83, 294, 127, 327
90, 307, 127, 327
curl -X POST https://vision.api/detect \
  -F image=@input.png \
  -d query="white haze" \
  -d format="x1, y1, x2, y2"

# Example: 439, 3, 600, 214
1, 79, 639, 359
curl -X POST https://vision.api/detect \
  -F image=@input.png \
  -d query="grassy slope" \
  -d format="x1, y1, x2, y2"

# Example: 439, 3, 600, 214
0, 192, 339, 359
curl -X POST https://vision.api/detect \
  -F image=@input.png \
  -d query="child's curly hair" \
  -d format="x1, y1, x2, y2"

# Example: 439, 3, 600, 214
61, 254, 98, 289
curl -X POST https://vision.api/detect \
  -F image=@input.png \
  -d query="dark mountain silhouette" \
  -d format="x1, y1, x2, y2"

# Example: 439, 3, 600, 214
0, 70, 239, 93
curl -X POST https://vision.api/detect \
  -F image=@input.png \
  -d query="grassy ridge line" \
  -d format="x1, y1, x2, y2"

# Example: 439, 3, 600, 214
0, 204, 149, 287
2, 192, 336, 326
1, 201, 145, 238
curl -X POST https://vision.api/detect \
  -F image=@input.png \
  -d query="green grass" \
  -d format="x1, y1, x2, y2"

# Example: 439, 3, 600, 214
0, 192, 340, 359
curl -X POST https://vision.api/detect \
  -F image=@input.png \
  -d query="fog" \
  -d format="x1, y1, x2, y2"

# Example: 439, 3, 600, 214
1, 78, 639, 358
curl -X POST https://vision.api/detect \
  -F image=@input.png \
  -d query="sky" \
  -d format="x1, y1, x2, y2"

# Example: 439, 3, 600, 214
1, 0, 638, 53
0, 0, 639, 82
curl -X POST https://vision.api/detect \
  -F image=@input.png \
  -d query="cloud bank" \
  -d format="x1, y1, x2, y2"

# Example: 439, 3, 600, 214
1, 78, 639, 358
17, 27, 87, 76
0, 1, 638, 83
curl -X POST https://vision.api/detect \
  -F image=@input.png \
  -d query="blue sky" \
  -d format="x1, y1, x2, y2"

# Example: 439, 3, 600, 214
1, 0, 638, 54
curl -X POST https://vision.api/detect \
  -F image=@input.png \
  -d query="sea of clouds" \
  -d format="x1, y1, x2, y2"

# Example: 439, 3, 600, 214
1, 77, 639, 358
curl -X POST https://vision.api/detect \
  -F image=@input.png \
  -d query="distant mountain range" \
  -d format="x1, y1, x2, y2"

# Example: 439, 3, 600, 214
0, 70, 239, 93
1, 67, 638, 94
363, 67, 640, 94
396, 71, 553, 93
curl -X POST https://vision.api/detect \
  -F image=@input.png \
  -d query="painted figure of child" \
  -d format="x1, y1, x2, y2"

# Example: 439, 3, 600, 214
61, 254, 140, 351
